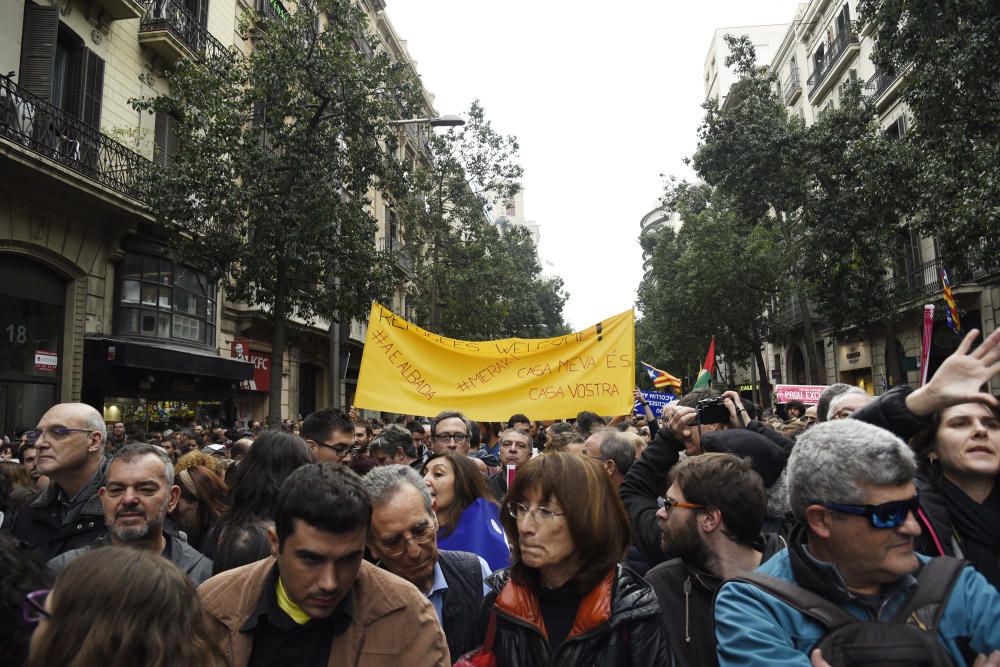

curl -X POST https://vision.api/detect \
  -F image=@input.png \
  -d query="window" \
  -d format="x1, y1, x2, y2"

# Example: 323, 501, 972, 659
154, 112, 180, 166
885, 115, 907, 140
118, 253, 216, 347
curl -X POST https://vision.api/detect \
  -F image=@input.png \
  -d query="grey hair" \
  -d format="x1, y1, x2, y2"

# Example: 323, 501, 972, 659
787, 420, 916, 522
498, 427, 531, 445
598, 431, 638, 477
361, 464, 434, 516
816, 383, 854, 423
826, 387, 870, 420
370, 424, 417, 459
110, 442, 175, 486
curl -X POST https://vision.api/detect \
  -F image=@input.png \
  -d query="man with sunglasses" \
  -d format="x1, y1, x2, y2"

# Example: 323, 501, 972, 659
300, 408, 357, 465
362, 465, 491, 660
714, 419, 1000, 666
10, 403, 109, 560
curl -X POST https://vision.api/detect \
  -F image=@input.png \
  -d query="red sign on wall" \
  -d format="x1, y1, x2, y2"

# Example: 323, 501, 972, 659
231, 340, 271, 393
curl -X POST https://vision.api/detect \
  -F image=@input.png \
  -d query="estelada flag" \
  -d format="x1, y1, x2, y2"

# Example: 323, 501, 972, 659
940, 268, 961, 334
640, 361, 682, 393
692, 337, 716, 390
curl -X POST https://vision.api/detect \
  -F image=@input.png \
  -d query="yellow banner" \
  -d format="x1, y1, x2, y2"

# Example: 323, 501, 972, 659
353, 303, 635, 421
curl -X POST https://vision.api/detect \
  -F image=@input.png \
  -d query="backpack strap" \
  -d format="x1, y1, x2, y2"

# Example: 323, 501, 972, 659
733, 571, 857, 632
892, 557, 967, 632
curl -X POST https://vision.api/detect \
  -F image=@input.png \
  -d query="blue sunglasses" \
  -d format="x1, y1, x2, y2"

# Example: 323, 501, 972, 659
818, 495, 920, 529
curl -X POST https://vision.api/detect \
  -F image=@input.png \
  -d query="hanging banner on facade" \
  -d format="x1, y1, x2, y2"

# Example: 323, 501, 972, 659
230, 340, 271, 392
354, 303, 635, 421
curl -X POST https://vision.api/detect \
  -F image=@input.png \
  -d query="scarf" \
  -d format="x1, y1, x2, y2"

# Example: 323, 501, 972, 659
939, 478, 1000, 591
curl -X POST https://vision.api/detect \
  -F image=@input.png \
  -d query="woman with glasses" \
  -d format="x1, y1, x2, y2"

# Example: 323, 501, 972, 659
475, 452, 670, 666
26, 546, 225, 667
423, 452, 510, 572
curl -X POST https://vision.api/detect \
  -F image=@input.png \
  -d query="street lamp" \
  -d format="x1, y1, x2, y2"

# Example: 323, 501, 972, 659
390, 115, 465, 128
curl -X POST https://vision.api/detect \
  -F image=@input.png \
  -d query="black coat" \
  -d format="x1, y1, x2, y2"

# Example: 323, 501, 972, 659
479, 565, 672, 667
644, 533, 787, 667
438, 549, 487, 659
9, 460, 108, 560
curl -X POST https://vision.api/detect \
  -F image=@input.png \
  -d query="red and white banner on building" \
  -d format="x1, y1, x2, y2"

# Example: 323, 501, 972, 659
920, 305, 935, 386
230, 340, 271, 392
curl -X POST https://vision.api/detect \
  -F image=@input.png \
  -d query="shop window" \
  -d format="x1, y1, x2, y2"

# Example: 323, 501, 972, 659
118, 253, 216, 347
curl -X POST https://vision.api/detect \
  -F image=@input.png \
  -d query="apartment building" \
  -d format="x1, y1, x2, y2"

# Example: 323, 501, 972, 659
639, 204, 681, 282
0, 0, 435, 434
762, 0, 1000, 397
704, 24, 789, 108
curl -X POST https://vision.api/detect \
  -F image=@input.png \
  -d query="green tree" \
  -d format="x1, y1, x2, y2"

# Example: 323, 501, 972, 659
692, 34, 915, 385
134, 0, 420, 424
400, 101, 568, 340
858, 0, 1000, 272
637, 181, 784, 402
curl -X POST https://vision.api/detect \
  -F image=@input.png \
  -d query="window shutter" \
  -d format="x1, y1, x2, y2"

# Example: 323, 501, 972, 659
63, 45, 85, 119
82, 50, 104, 129
19, 1, 59, 102
154, 111, 179, 166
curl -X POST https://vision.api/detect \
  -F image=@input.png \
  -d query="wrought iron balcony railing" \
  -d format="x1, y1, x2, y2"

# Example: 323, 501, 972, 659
0, 74, 152, 200
379, 236, 413, 274
886, 258, 946, 300
141, 0, 231, 64
807, 30, 859, 96
783, 67, 801, 105
864, 63, 908, 100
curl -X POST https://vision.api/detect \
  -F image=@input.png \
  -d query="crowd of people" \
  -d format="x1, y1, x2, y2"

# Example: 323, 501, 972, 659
1, 328, 999, 666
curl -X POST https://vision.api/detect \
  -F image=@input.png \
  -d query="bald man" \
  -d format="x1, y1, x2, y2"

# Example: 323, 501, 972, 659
11, 403, 109, 559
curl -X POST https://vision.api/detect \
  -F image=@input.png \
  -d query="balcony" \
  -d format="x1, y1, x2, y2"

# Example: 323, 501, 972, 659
379, 236, 413, 275
93, 0, 148, 21
140, 0, 231, 68
886, 258, 945, 302
807, 30, 860, 101
0, 74, 151, 201
783, 67, 802, 106
864, 63, 909, 113
254, 0, 289, 22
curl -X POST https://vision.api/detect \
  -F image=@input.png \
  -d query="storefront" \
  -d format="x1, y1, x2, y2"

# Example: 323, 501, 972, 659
82, 337, 252, 432
837, 340, 874, 394
0, 255, 66, 437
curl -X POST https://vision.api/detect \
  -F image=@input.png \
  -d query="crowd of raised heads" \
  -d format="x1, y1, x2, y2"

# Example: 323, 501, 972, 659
1, 328, 999, 667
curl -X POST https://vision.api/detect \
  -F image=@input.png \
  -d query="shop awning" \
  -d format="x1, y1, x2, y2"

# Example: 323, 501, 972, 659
86, 337, 253, 381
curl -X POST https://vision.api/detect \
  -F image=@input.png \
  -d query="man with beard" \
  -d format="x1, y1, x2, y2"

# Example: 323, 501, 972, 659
644, 453, 783, 667
48, 443, 213, 584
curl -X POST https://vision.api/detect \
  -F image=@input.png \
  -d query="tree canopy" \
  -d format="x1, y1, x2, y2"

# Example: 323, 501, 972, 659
134, 0, 422, 421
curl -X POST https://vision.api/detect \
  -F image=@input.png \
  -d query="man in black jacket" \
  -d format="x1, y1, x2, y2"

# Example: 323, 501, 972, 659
645, 452, 784, 667
619, 389, 793, 567
10, 402, 108, 559
362, 464, 490, 659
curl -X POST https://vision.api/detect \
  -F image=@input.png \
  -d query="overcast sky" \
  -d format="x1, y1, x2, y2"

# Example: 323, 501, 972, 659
387, 1, 803, 331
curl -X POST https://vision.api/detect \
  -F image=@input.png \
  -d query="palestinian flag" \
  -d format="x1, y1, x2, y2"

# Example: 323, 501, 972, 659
692, 337, 716, 390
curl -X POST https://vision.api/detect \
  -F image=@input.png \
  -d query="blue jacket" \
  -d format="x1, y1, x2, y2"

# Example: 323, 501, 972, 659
715, 547, 1000, 666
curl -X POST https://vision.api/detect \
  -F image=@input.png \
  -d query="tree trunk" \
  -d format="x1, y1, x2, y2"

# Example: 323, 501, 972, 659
268, 261, 289, 429
751, 323, 773, 408
796, 284, 824, 385
883, 319, 905, 390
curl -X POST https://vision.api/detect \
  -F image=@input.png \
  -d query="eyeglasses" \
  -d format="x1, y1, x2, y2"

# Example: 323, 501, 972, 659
379, 522, 436, 556
314, 441, 356, 458
818, 495, 920, 529
508, 502, 566, 522
658, 497, 707, 513
433, 432, 469, 445
22, 589, 50, 626
25, 426, 95, 442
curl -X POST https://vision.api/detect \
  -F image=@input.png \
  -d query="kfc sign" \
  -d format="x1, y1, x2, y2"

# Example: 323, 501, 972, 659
231, 339, 271, 392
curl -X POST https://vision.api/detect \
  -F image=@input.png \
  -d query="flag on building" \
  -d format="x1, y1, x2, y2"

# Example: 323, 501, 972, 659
640, 361, 682, 393
940, 268, 961, 334
692, 337, 716, 390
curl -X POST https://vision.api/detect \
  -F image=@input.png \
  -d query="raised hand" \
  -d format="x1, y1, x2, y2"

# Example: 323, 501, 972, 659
906, 328, 1000, 416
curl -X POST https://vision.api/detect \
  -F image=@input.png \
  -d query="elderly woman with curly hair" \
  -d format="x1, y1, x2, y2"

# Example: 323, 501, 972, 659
476, 451, 670, 665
